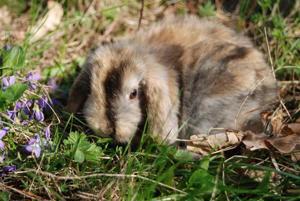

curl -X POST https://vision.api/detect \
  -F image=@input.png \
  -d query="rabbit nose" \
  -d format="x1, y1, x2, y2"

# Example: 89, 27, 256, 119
97, 126, 114, 137
97, 132, 110, 138
96, 128, 113, 137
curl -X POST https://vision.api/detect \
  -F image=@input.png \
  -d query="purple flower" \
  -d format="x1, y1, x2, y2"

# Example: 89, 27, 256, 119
0, 127, 8, 139
50, 98, 61, 107
47, 78, 58, 91
45, 125, 51, 141
3, 165, 16, 172
0, 141, 4, 150
0, 127, 9, 150
25, 134, 41, 158
0, 165, 16, 177
21, 120, 29, 125
7, 110, 16, 121
26, 72, 40, 82
3, 44, 13, 51
26, 72, 40, 90
37, 97, 48, 109
28, 82, 37, 90
1, 76, 15, 89
15, 101, 24, 111
34, 110, 44, 122
23, 100, 33, 116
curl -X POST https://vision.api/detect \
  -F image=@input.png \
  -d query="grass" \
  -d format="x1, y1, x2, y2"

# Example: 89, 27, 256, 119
0, 0, 299, 200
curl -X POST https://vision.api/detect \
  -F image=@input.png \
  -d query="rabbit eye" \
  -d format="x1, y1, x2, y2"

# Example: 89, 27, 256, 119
129, 89, 138, 100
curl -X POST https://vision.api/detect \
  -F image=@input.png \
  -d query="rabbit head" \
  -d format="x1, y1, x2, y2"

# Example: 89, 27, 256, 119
67, 42, 180, 144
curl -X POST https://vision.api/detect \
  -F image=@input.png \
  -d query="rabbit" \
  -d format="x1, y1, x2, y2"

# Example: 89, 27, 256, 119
67, 16, 277, 145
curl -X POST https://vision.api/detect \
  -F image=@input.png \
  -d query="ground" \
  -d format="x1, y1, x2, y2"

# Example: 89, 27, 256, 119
0, 0, 299, 200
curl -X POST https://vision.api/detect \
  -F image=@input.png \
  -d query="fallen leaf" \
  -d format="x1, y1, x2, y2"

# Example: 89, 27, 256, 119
266, 134, 300, 154
291, 152, 300, 162
270, 110, 285, 136
287, 123, 300, 134
280, 125, 295, 136
242, 131, 269, 151
30, 1, 63, 42
187, 131, 244, 154
187, 128, 300, 161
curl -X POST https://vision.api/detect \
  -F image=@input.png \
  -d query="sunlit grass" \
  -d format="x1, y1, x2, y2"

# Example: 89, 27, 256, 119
0, 0, 299, 200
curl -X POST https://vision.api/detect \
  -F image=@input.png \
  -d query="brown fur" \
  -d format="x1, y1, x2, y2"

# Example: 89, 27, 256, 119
67, 16, 277, 144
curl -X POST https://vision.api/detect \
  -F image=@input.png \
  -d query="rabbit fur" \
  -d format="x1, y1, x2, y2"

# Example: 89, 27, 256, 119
67, 16, 277, 145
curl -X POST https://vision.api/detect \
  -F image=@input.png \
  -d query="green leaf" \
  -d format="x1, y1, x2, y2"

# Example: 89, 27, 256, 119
174, 149, 194, 162
188, 169, 214, 193
102, 8, 118, 21
0, 83, 27, 110
157, 166, 175, 186
3, 83, 27, 102
1, 46, 25, 73
198, 1, 215, 17
0, 191, 10, 201
74, 149, 85, 163
63, 132, 103, 163
200, 156, 210, 171
85, 144, 103, 162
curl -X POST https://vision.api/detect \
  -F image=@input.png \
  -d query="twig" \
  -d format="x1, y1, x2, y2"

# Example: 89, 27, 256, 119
264, 27, 276, 79
78, 0, 95, 25
0, 182, 47, 201
137, 0, 144, 31
279, 80, 300, 85
279, 99, 292, 120
270, 153, 280, 172
76, 191, 98, 200
103, 18, 119, 37
15, 169, 187, 195
234, 77, 266, 129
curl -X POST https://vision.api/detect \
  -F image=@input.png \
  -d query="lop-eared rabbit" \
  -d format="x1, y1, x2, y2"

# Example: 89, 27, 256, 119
67, 16, 277, 145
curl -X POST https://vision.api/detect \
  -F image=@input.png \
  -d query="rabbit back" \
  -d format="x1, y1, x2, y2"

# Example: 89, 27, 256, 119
135, 16, 277, 138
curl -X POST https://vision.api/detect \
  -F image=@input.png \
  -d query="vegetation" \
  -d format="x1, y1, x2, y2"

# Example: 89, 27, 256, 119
0, 0, 299, 200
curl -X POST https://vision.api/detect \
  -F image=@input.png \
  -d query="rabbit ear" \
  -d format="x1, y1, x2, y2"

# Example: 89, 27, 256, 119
66, 65, 92, 113
145, 67, 180, 144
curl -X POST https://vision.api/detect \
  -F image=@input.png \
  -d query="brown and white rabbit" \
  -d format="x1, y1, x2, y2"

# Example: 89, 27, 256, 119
67, 16, 277, 145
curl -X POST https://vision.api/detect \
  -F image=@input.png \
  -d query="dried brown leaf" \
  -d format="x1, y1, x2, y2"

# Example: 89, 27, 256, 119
187, 127, 300, 161
266, 134, 300, 154
270, 110, 285, 136
187, 131, 244, 155
242, 131, 269, 151
291, 152, 300, 162
280, 125, 295, 136
287, 123, 300, 134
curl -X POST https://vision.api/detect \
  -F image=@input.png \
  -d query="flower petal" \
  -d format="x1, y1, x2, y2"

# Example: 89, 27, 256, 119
15, 101, 24, 111
26, 72, 40, 81
8, 76, 15, 85
0, 140, 5, 150
33, 145, 41, 158
25, 144, 34, 152
7, 110, 16, 121
0, 127, 9, 139
34, 110, 44, 122
1, 77, 9, 88
3, 165, 16, 172
45, 125, 51, 140
37, 97, 48, 109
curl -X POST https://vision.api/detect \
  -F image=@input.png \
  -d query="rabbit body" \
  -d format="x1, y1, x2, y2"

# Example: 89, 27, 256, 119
67, 16, 277, 145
